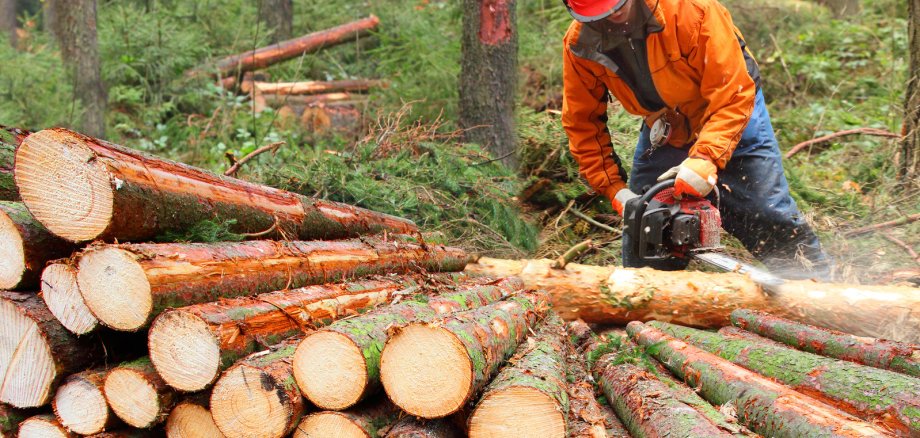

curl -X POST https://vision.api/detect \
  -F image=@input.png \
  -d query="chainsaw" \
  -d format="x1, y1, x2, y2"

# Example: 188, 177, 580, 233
622, 179, 784, 293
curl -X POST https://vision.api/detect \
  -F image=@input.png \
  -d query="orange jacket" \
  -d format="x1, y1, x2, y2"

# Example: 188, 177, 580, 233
561, 0, 757, 202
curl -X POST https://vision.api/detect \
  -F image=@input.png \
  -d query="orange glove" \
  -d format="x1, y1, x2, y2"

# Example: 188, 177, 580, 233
611, 188, 638, 216
657, 157, 718, 199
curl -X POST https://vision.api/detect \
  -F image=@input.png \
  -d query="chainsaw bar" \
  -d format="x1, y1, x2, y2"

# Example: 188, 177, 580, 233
692, 251, 785, 295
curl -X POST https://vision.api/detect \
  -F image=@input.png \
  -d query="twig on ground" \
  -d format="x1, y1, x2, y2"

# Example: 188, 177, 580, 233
882, 233, 920, 264
553, 239, 593, 269
224, 141, 285, 176
845, 213, 920, 237
569, 207, 618, 233
785, 128, 900, 159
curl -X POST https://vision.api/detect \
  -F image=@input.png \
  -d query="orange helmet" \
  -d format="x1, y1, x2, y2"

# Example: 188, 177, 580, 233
562, 0, 629, 22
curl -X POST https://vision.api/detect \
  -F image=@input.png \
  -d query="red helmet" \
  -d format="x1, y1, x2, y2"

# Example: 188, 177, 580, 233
563, 0, 629, 22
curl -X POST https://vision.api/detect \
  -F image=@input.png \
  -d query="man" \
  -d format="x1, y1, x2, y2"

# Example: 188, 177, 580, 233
560, 0, 831, 278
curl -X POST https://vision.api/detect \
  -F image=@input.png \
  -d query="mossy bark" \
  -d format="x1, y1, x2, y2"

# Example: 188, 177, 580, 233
0, 127, 28, 202
731, 309, 920, 378
302, 277, 522, 407
651, 321, 920, 435
0, 404, 30, 436
383, 417, 462, 438
562, 320, 627, 438
628, 322, 893, 437
0, 202, 76, 290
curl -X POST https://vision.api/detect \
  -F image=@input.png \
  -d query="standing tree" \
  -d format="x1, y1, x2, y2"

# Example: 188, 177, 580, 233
46, 0, 107, 138
262, 0, 293, 43
459, 0, 519, 169
903, 0, 920, 189
0, 0, 16, 47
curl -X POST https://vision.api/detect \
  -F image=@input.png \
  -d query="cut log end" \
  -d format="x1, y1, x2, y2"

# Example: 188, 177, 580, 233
166, 401, 224, 438
14, 129, 114, 242
468, 386, 566, 438
380, 324, 472, 418
0, 297, 56, 407
293, 331, 367, 410
78, 247, 152, 331
41, 263, 98, 335
0, 207, 25, 289
294, 412, 367, 438
103, 368, 162, 428
210, 365, 295, 438
53, 376, 110, 435
18, 415, 73, 438
149, 310, 221, 391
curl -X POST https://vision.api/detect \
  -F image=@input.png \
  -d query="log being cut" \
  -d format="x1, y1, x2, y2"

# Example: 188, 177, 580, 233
379, 290, 549, 418
103, 357, 178, 429
77, 237, 468, 331
465, 257, 920, 343
0, 202, 74, 290
292, 277, 521, 410
53, 368, 120, 435
14, 128, 416, 243
41, 262, 98, 335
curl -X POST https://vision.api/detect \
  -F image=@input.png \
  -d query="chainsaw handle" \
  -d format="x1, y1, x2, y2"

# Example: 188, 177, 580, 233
642, 178, 721, 209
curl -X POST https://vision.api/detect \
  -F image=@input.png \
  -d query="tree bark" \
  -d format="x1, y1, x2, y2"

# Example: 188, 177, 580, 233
260, 0, 292, 43
0, 134, 17, 201
628, 322, 895, 437
0, 202, 75, 290
467, 312, 568, 438
563, 324, 627, 438
86, 429, 160, 438
0, 0, 16, 47
15, 128, 417, 243
149, 275, 451, 392
465, 257, 920, 343
77, 237, 468, 331
459, 0, 518, 168
652, 321, 920, 435
103, 357, 178, 429
293, 277, 522, 410
17, 414, 74, 438
165, 395, 223, 438
901, 0, 920, 189
210, 338, 305, 438
379, 290, 549, 418
383, 417, 462, 438
294, 398, 400, 438
245, 79, 384, 96
0, 291, 99, 407
717, 326, 793, 349
191, 16, 379, 79
47, 0, 106, 137
731, 309, 920, 378
52, 368, 120, 435
40, 262, 99, 335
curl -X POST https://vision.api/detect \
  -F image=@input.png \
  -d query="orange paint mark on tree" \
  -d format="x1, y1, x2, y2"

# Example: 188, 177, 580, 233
479, 0, 512, 45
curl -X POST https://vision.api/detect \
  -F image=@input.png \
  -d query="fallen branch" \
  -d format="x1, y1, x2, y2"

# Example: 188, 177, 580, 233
785, 128, 900, 158
244, 79, 385, 96
844, 213, 920, 237
569, 208, 617, 233
882, 233, 920, 263
224, 141, 285, 176
554, 239, 593, 269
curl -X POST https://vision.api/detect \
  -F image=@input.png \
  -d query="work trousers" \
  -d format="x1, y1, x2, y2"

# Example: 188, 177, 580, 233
622, 89, 832, 280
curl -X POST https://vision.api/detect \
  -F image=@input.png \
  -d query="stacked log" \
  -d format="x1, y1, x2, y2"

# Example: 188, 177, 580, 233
293, 398, 399, 438
165, 396, 223, 438
0, 126, 27, 201
103, 358, 178, 429
0, 202, 74, 290
40, 262, 98, 335
17, 414, 73, 438
52, 368, 119, 435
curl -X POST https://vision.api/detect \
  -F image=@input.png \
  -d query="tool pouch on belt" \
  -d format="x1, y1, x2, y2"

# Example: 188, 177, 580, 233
644, 109, 691, 149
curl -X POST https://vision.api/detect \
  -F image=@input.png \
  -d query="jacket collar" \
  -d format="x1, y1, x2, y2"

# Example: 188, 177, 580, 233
569, 0, 665, 73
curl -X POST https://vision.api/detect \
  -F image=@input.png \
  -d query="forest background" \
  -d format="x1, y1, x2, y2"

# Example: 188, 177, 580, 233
0, 0, 917, 285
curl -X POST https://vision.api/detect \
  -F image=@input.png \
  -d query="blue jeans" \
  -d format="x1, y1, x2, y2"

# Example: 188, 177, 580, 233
622, 90, 832, 280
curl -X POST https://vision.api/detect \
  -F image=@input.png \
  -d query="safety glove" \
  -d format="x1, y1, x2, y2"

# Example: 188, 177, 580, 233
657, 156, 717, 199
611, 188, 638, 217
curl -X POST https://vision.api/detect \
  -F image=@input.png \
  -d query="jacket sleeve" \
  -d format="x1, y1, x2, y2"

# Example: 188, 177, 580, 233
685, 1, 757, 169
561, 39, 628, 202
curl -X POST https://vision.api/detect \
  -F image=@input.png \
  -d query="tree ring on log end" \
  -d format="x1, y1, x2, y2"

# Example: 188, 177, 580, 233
42, 263, 98, 335
17, 416, 71, 438
293, 331, 367, 410
0, 208, 25, 289
149, 310, 221, 392
379, 324, 472, 418
468, 386, 566, 438
294, 412, 366, 438
78, 248, 152, 331
0, 297, 56, 407
14, 129, 114, 242
54, 376, 110, 435
211, 365, 294, 438
103, 368, 160, 428
166, 401, 223, 438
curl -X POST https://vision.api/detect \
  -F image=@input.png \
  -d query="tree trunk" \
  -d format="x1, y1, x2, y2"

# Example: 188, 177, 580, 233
0, 291, 99, 407
52, 368, 121, 435
467, 312, 568, 438
379, 290, 549, 418
14, 128, 418, 243
165, 395, 223, 438
465, 257, 920, 343
191, 16, 379, 79
651, 321, 920, 435
0, 0, 16, 47
596, 403, 630, 438
0, 202, 75, 290
294, 398, 400, 438
41, 262, 99, 335
627, 322, 894, 437
0, 404, 31, 436
48, 0, 106, 137
261, 91, 362, 107
292, 277, 522, 410
383, 417, 463, 438
260, 0, 292, 43
149, 275, 450, 393
17, 414, 74, 438
210, 338, 306, 438
103, 357, 178, 429
563, 324, 627, 438
76, 237, 467, 331
731, 309, 920, 378
245, 79, 384, 95
901, 0, 920, 189
717, 326, 793, 349
459, 0, 518, 168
